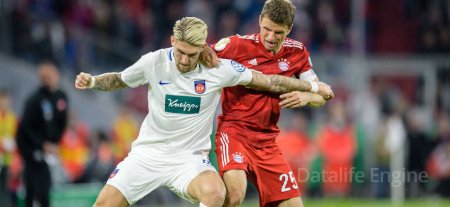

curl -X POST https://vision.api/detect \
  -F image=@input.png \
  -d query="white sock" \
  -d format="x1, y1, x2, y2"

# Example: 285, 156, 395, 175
199, 202, 208, 207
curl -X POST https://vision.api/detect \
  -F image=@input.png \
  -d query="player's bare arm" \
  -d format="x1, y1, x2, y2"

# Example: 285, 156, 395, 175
92, 73, 128, 91
279, 91, 326, 108
246, 71, 309, 92
246, 71, 333, 99
75, 72, 128, 91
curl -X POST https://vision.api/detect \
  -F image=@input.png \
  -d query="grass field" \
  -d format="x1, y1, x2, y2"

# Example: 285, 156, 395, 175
16, 183, 449, 207
239, 198, 450, 207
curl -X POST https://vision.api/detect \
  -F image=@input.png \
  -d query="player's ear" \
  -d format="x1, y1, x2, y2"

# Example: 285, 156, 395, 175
170, 36, 175, 47
287, 25, 293, 35
259, 15, 262, 26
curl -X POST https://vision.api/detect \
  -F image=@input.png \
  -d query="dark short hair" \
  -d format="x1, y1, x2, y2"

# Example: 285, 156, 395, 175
261, 0, 296, 28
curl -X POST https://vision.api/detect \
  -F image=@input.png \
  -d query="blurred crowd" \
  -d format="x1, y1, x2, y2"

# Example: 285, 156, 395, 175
276, 78, 450, 198
2, 0, 450, 73
1, 0, 450, 206
1, 85, 142, 206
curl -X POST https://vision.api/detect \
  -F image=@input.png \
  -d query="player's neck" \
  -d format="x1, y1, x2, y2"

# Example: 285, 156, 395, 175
179, 63, 199, 73
267, 47, 281, 55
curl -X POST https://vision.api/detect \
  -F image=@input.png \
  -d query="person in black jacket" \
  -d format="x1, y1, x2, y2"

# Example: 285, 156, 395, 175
16, 61, 68, 207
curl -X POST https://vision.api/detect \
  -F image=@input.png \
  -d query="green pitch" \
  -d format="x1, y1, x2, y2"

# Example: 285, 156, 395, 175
240, 198, 450, 207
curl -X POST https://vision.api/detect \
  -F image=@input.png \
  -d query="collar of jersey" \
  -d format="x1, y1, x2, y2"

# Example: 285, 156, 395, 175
169, 48, 174, 61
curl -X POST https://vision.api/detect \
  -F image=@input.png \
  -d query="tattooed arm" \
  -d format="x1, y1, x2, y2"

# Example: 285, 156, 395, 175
75, 72, 128, 91
246, 71, 333, 99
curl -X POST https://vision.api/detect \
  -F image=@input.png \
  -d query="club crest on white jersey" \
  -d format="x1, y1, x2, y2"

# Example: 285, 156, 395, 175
194, 80, 206, 94
231, 60, 246, 72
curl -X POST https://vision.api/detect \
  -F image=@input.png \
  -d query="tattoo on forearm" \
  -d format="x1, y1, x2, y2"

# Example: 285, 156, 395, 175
268, 75, 310, 93
92, 72, 128, 91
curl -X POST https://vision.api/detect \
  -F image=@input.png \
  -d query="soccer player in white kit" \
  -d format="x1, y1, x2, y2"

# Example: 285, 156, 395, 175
75, 17, 332, 207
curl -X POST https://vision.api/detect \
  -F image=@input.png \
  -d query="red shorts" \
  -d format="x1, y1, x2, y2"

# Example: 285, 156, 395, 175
215, 126, 301, 206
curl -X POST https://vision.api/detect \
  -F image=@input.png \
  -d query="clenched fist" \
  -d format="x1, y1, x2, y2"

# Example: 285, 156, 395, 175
317, 82, 334, 100
75, 72, 93, 90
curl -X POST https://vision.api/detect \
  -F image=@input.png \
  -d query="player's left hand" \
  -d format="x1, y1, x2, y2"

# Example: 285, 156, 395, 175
199, 46, 220, 68
279, 91, 310, 108
317, 82, 334, 100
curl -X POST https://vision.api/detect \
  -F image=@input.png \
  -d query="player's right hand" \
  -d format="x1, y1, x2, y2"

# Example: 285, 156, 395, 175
317, 82, 334, 100
75, 72, 93, 90
279, 91, 311, 108
199, 46, 220, 68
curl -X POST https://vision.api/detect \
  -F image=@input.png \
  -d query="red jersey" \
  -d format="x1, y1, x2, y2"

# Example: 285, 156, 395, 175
212, 34, 313, 147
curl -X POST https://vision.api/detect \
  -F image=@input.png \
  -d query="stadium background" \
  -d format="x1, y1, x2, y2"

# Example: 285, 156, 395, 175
0, 0, 450, 206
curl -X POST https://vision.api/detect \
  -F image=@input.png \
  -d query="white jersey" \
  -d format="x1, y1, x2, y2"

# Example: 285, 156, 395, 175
121, 48, 252, 157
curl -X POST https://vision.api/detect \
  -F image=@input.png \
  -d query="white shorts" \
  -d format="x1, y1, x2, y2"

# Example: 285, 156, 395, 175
106, 148, 216, 205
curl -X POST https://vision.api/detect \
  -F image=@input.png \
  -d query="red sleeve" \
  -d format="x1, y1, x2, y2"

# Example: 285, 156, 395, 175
295, 46, 314, 77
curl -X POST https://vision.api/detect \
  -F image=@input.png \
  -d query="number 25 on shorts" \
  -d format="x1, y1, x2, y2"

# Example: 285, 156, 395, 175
279, 171, 299, 192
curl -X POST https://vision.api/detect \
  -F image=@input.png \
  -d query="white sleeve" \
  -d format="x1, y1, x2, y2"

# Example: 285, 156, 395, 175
218, 59, 253, 87
120, 52, 155, 88
299, 69, 318, 82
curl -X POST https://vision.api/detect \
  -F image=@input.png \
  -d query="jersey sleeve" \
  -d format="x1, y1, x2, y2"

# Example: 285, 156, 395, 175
217, 59, 253, 87
120, 52, 155, 88
295, 46, 316, 78
299, 69, 318, 82
211, 35, 239, 59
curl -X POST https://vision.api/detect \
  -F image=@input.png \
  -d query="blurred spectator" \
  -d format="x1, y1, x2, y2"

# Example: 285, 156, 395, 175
417, 0, 450, 53
7, 151, 22, 207
427, 141, 450, 197
215, 9, 241, 38
316, 100, 356, 196
426, 112, 450, 197
111, 106, 138, 161
405, 107, 433, 197
311, 0, 347, 53
76, 130, 115, 184
59, 112, 89, 182
0, 89, 18, 205
16, 61, 68, 207
373, 115, 391, 198
276, 111, 316, 193
373, 90, 408, 199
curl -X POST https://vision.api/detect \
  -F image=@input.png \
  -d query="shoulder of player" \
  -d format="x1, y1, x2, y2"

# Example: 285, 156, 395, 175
139, 48, 169, 60
214, 34, 258, 52
282, 38, 306, 51
216, 58, 247, 73
235, 34, 259, 44
136, 48, 172, 68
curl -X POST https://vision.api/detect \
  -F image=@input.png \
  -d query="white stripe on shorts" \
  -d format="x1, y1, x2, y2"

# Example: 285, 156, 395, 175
220, 132, 230, 167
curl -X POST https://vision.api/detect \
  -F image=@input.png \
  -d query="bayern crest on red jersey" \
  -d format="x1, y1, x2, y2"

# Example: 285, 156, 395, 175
278, 58, 290, 71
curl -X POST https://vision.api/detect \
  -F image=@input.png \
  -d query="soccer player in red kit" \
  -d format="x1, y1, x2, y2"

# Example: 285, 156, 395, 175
205, 0, 334, 206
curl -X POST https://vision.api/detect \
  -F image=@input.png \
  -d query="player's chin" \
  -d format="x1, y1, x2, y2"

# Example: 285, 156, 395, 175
264, 44, 275, 50
178, 66, 190, 72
